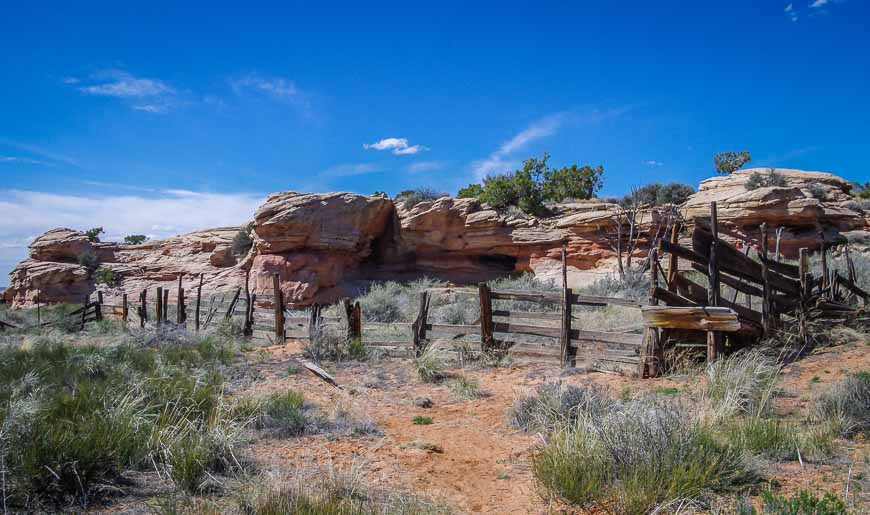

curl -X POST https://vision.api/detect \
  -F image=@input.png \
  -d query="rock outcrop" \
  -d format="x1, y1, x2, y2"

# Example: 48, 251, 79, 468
682, 168, 868, 257
5, 168, 867, 308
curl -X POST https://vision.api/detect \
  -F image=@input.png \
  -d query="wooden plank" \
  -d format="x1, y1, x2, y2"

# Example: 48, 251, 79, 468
672, 273, 708, 305
641, 306, 740, 332
760, 255, 800, 278
493, 321, 561, 339
571, 294, 647, 308
560, 242, 571, 367
674, 272, 763, 324
424, 323, 479, 336
284, 331, 310, 339
571, 329, 644, 347
491, 309, 561, 321
302, 360, 341, 388
490, 290, 561, 303
502, 342, 562, 357
653, 286, 698, 307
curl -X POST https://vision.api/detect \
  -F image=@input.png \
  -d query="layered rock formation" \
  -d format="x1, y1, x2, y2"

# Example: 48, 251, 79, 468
682, 168, 868, 257
5, 168, 867, 309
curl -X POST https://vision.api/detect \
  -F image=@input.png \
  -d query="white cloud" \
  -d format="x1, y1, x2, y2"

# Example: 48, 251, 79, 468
0, 156, 52, 166
469, 112, 569, 180
810, 0, 829, 7
132, 103, 170, 114
0, 189, 265, 284
62, 77, 80, 84
363, 137, 429, 155
229, 74, 307, 106
643, 160, 664, 167
406, 161, 446, 173
79, 70, 174, 98
785, 3, 799, 20
320, 163, 381, 178
785, 3, 794, 11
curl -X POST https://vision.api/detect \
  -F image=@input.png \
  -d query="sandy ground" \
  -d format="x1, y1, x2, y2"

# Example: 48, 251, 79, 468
230, 335, 870, 514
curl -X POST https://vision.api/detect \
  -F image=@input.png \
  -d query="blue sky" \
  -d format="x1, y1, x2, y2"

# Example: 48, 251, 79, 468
1, 1, 868, 285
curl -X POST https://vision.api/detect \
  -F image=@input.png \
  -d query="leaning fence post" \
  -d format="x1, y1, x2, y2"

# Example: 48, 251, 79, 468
560, 242, 571, 368
819, 231, 828, 296
122, 293, 128, 325
666, 222, 680, 292
478, 283, 494, 352
96, 291, 103, 321
195, 275, 203, 332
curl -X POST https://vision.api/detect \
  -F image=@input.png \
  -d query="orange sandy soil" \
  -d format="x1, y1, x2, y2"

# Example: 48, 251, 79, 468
229, 335, 870, 514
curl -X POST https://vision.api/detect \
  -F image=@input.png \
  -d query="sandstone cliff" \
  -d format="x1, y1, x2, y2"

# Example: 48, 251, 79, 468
5, 168, 867, 308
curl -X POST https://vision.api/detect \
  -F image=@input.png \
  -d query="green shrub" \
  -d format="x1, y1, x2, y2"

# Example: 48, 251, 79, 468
258, 390, 307, 436
77, 251, 99, 274
727, 417, 797, 461
759, 489, 849, 514
457, 183, 484, 199
395, 188, 448, 208
84, 227, 104, 242
123, 234, 147, 245
94, 266, 116, 286
413, 415, 433, 425
746, 170, 788, 190
714, 150, 751, 175
808, 183, 829, 201
232, 223, 254, 256
619, 182, 695, 207
510, 383, 614, 433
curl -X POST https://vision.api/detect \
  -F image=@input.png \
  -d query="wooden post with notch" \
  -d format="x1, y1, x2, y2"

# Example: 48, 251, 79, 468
560, 241, 571, 367
156, 286, 163, 326
411, 291, 430, 356
760, 223, 771, 336
195, 275, 203, 332
706, 202, 724, 362
272, 273, 285, 343
478, 283, 494, 352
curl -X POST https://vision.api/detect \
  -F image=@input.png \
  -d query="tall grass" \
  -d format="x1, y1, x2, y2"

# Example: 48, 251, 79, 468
0, 326, 256, 508
812, 371, 870, 438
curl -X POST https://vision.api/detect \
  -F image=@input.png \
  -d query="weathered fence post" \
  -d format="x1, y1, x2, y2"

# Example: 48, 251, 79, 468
760, 223, 771, 335
642, 247, 661, 377
353, 301, 362, 340
342, 298, 354, 342
560, 242, 571, 367
162, 289, 169, 323
122, 293, 128, 325
176, 276, 184, 324
478, 283, 494, 352
707, 202, 723, 362
819, 231, 828, 294
139, 290, 147, 328
308, 304, 322, 343
411, 291, 430, 356
799, 248, 809, 345
81, 294, 89, 330
156, 286, 163, 325
36, 290, 41, 325
272, 274, 285, 343
96, 291, 103, 321
245, 293, 256, 336
195, 275, 203, 332
666, 222, 680, 292
225, 287, 241, 320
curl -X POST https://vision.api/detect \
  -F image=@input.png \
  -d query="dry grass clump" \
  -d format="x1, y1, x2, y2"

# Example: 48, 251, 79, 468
447, 375, 488, 399
812, 370, 870, 438
700, 350, 781, 424
233, 464, 451, 514
414, 345, 448, 383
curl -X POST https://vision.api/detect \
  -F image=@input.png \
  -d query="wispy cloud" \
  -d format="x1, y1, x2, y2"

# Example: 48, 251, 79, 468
470, 108, 629, 181
78, 70, 174, 98
406, 161, 446, 173
785, 3, 799, 21
0, 188, 265, 284
363, 137, 429, 155
643, 160, 664, 167
70, 69, 176, 113
0, 140, 80, 168
0, 155, 52, 167
810, 0, 829, 7
760, 146, 819, 165
229, 73, 310, 111
320, 163, 381, 178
